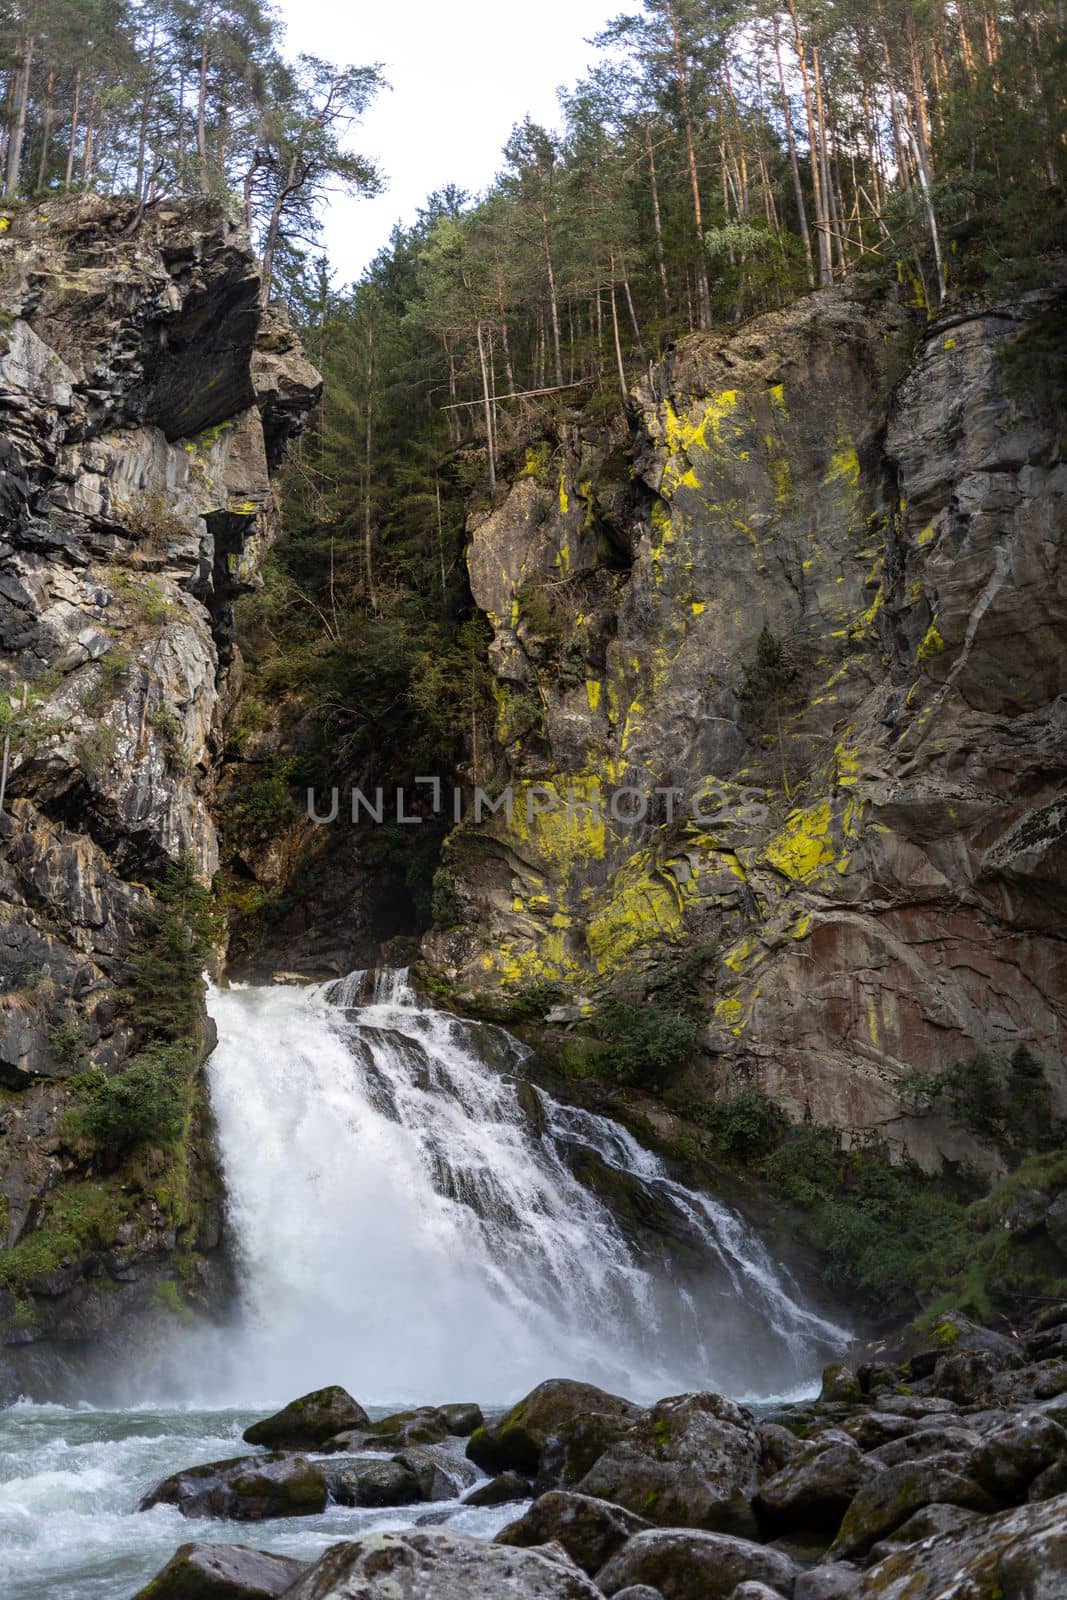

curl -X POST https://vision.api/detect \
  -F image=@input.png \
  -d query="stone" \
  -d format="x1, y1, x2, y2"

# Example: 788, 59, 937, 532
820, 1364, 862, 1404
793, 1564, 862, 1600
830, 1455, 995, 1558
867, 1500, 981, 1560
906, 1313, 1022, 1380
438, 1402, 485, 1436
611, 1589, 664, 1600
463, 1471, 534, 1507
970, 1412, 1067, 1503
324, 1457, 422, 1508
758, 1422, 806, 1472
139, 1453, 328, 1520
754, 1440, 876, 1534
131, 1541, 308, 1599
929, 1347, 1004, 1405
856, 1491, 1067, 1598
730, 1587, 786, 1600
576, 1391, 761, 1534
242, 1386, 369, 1448
280, 1527, 604, 1598
864, 1424, 980, 1467
365, 1405, 450, 1446
595, 1529, 796, 1600
496, 1490, 651, 1574
465, 1379, 643, 1481
392, 1445, 477, 1501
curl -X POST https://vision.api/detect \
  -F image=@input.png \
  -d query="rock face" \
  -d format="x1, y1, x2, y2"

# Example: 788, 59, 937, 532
423, 276, 1066, 1172
0, 194, 319, 1398
856, 1491, 1067, 1599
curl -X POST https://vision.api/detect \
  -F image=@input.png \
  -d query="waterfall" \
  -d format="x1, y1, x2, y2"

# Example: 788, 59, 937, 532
200, 972, 846, 1407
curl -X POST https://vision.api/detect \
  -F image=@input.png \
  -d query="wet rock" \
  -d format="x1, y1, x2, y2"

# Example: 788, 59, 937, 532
830, 1454, 995, 1558
755, 1440, 875, 1534
392, 1445, 477, 1500
971, 1412, 1067, 1503
576, 1391, 761, 1534
132, 1540, 309, 1599
496, 1489, 651, 1574
465, 1379, 642, 1481
865, 1424, 979, 1467
856, 1491, 1067, 1598
610, 1588, 664, 1600
463, 1470, 533, 1507
281, 1526, 604, 1598
929, 1347, 1005, 1405
242, 1386, 369, 1448
596, 1528, 795, 1600
366, 1405, 451, 1447
324, 1457, 422, 1508
140, 1452, 328, 1520
439, 1402, 484, 1436
131, 1541, 308, 1599
758, 1422, 806, 1472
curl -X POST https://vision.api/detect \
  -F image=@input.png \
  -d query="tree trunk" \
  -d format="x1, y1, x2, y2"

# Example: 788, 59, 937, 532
64, 69, 81, 186
667, 1, 711, 326
363, 317, 379, 613
786, 0, 832, 285
608, 259, 628, 405
196, 4, 216, 191
773, 21, 814, 286
644, 120, 672, 315
475, 320, 496, 497
4, 32, 34, 197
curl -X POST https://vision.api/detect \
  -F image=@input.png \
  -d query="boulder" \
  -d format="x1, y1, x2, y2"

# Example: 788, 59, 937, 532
140, 1453, 328, 1520
463, 1471, 534, 1507
929, 1347, 1003, 1405
576, 1391, 761, 1534
439, 1402, 485, 1437
793, 1564, 862, 1599
820, 1365, 862, 1405
865, 1424, 979, 1467
389, 1446, 475, 1501
867, 1501, 981, 1560
830, 1454, 995, 1558
496, 1490, 651, 1574
610, 1589, 664, 1600
754, 1441, 876, 1534
466, 1379, 642, 1481
365, 1406, 450, 1446
280, 1527, 604, 1598
971, 1412, 1067, 1503
324, 1456, 423, 1507
596, 1529, 795, 1600
242, 1387, 369, 1449
856, 1491, 1067, 1598
730, 1587, 787, 1600
131, 1541, 308, 1599
906, 1313, 1022, 1380
758, 1423, 806, 1472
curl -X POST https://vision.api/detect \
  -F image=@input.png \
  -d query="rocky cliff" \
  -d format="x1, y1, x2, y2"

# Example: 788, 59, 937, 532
425, 276, 1066, 1175
0, 195, 320, 1397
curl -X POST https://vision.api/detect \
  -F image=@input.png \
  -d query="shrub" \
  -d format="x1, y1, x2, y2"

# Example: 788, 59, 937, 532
74, 1041, 193, 1155
48, 1018, 83, 1067
900, 1045, 1060, 1162
691, 1084, 789, 1162
507, 978, 566, 1021
593, 995, 702, 1087
79, 650, 129, 717
125, 853, 219, 1041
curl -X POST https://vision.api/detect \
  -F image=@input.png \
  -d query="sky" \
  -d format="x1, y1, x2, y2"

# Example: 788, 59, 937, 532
275, 0, 623, 286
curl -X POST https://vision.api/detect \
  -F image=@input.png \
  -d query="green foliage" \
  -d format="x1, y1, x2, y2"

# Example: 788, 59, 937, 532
118, 494, 187, 552
688, 1084, 789, 1163
48, 1018, 84, 1067
506, 979, 566, 1022
79, 650, 129, 717
124, 854, 219, 1042
71, 1042, 193, 1157
900, 1046, 1061, 1163
0, 1181, 125, 1296
230, 759, 298, 844
593, 995, 702, 1088
75, 725, 117, 774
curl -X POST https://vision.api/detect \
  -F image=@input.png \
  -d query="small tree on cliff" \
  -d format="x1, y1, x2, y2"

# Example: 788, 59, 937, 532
739, 625, 800, 797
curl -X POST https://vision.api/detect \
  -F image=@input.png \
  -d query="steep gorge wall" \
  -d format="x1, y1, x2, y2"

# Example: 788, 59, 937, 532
0, 196, 319, 1397
425, 278, 1067, 1174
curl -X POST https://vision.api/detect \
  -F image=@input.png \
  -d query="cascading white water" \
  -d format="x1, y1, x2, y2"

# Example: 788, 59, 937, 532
199, 971, 846, 1407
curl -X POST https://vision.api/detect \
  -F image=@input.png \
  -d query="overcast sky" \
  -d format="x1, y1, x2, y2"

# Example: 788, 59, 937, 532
275, 0, 622, 287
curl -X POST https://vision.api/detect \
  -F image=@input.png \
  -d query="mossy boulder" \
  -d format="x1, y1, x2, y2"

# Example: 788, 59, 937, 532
241, 1385, 369, 1448
829, 1455, 995, 1559
465, 1379, 643, 1481
139, 1453, 328, 1520
462, 1471, 533, 1507
280, 1527, 604, 1599
132, 1542, 307, 1599
858, 1492, 1067, 1598
596, 1528, 795, 1600
323, 1457, 422, 1508
754, 1440, 875, 1535
906, 1313, 1022, 1380
576, 1391, 762, 1535
438, 1401, 484, 1437
820, 1363, 862, 1404
363, 1405, 450, 1447
496, 1490, 651, 1575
